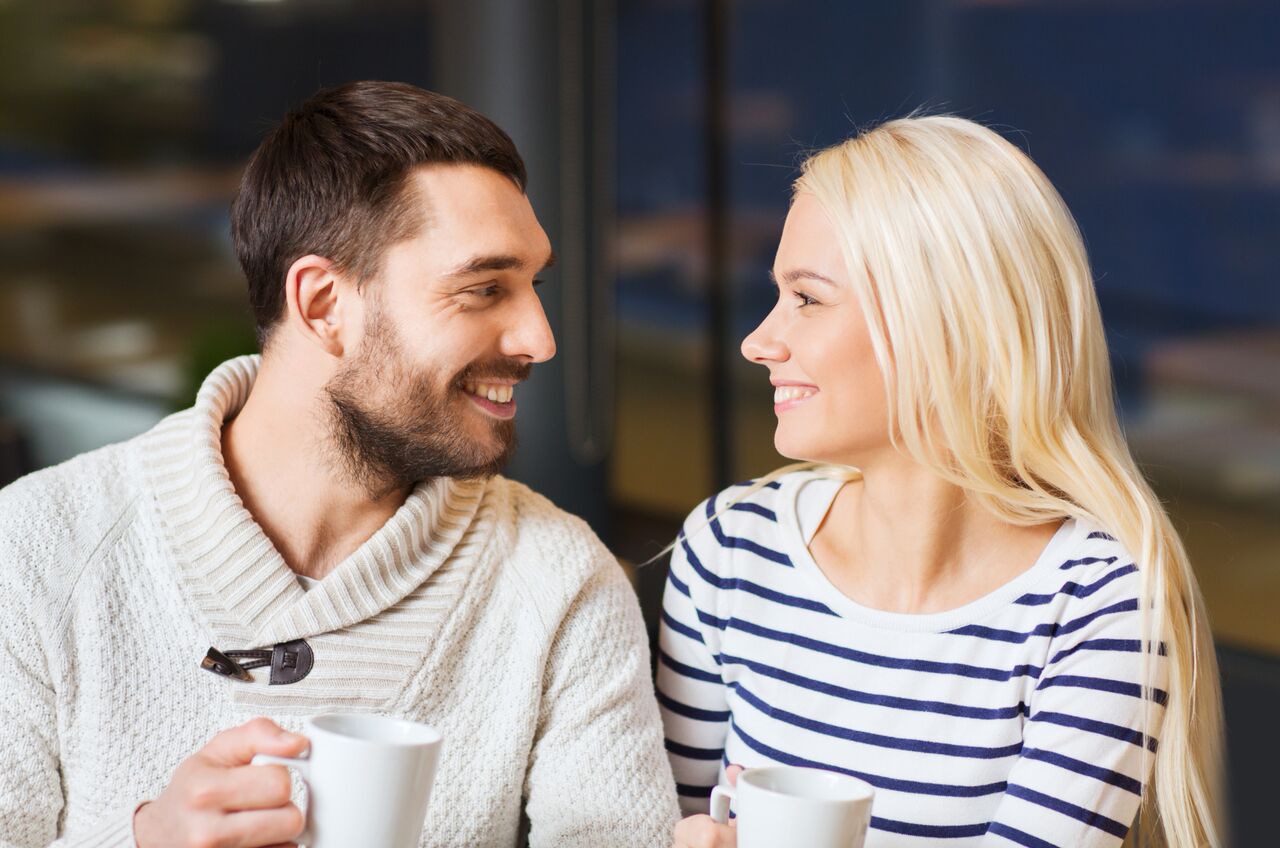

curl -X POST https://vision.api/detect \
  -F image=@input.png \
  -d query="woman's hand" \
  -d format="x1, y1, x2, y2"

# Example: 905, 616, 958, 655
671, 766, 742, 848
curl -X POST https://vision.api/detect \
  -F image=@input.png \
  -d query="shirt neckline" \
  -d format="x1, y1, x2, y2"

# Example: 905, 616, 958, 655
781, 471, 1084, 633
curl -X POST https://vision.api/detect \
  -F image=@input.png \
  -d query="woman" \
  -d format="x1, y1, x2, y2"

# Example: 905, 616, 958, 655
662, 116, 1222, 847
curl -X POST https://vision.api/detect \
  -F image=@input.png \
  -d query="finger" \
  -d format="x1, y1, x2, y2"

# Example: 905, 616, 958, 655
200, 763, 294, 811
202, 717, 309, 767
221, 804, 306, 848
673, 815, 735, 848
725, 764, 744, 787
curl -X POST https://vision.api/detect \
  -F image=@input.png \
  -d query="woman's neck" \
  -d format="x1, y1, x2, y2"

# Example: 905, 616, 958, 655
808, 455, 1061, 614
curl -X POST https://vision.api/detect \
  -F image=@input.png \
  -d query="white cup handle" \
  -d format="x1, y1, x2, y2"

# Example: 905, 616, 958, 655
709, 783, 736, 825
251, 754, 313, 845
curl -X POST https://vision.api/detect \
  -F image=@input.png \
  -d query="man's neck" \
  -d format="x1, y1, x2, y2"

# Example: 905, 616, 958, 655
221, 351, 411, 580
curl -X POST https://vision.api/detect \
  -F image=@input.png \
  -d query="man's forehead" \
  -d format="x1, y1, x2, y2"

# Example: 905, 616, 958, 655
405, 167, 549, 258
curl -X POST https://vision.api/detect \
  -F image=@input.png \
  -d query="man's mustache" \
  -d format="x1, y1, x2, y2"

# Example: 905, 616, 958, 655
454, 360, 533, 385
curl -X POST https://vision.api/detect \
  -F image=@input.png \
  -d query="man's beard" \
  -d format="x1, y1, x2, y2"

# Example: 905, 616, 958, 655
324, 309, 529, 498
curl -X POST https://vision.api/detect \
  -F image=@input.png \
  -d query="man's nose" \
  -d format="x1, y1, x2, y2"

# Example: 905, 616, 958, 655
502, 292, 557, 364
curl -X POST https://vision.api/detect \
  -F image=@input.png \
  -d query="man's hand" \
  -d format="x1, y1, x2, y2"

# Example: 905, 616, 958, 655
133, 717, 309, 848
672, 765, 742, 848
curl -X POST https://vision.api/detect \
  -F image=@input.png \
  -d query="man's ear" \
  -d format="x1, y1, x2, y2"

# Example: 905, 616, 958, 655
283, 254, 360, 357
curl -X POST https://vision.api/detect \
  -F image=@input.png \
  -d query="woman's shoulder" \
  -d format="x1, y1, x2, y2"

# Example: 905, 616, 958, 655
1018, 516, 1147, 631
679, 467, 821, 533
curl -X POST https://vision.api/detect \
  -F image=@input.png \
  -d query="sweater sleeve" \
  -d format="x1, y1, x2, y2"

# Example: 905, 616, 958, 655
0, 575, 65, 848
0, 491, 140, 848
655, 503, 731, 817
523, 553, 681, 848
983, 567, 1167, 847
0, 596, 139, 848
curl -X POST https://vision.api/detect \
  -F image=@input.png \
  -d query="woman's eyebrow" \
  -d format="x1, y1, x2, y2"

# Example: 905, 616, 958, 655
771, 268, 838, 287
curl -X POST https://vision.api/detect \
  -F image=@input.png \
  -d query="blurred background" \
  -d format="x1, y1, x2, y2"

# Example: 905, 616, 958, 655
0, 0, 1275, 842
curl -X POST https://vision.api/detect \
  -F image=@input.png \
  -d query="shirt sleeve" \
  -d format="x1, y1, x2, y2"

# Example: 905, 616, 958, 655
656, 502, 732, 817
983, 565, 1167, 848
523, 553, 681, 848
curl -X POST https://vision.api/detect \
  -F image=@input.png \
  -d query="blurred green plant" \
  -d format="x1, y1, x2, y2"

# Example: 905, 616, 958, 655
180, 314, 258, 408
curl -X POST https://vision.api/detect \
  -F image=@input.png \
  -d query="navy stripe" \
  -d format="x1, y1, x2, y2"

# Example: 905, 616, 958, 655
1048, 637, 1140, 664
706, 498, 793, 566
1020, 747, 1142, 795
1005, 783, 1130, 838
719, 652, 1028, 720
682, 538, 837, 615
948, 599, 1138, 644
1037, 674, 1169, 706
708, 615, 1044, 681
658, 648, 722, 684
1014, 564, 1138, 606
728, 502, 777, 521
667, 569, 691, 599
1030, 710, 1157, 751
661, 609, 706, 646
1059, 555, 1118, 570
1087, 531, 1116, 541
732, 479, 782, 490
731, 722, 1007, 798
986, 822, 1057, 848
656, 690, 731, 723
871, 817, 990, 839
732, 684, 1022, 759
665, 739, 724, 760
676, 783, 713, 798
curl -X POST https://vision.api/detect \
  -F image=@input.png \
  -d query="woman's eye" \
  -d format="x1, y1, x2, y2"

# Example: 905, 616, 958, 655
794, 290, 819, 307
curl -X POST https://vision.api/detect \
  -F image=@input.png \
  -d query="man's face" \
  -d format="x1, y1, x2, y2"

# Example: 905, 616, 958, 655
325, 164, 556, 495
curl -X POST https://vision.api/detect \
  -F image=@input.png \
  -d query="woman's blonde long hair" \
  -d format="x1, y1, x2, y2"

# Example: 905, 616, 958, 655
776, 116, 1223, 846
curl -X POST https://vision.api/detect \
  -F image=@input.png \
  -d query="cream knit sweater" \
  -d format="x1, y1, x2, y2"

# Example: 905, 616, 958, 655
0, 356, 680, 847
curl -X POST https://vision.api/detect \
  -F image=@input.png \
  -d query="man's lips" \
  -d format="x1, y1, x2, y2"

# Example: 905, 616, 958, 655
462, 379, 518, 404
461, 379, 520, 420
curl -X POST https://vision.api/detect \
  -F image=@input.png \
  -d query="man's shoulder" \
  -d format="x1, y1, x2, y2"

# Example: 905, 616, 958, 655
485, 475, 609, 559
481, 476, 624, 607
0, 436, 148, 599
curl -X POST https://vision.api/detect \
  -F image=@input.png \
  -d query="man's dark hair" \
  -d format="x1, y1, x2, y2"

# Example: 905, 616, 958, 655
231, 81, 527, 347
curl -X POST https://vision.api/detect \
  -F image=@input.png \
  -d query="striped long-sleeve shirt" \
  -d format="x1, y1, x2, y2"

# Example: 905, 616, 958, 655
658, 470, 1166, 847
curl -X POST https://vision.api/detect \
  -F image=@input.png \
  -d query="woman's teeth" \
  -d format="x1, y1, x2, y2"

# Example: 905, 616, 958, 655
465, 382, 514, 403
773, 386, 817, 403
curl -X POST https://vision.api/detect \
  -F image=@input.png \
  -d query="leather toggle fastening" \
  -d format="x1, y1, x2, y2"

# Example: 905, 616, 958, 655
200, 639, 314, 685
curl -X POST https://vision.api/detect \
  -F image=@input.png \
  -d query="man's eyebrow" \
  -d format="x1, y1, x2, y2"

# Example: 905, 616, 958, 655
445, 251, 558, 279
772, 268, 838, 287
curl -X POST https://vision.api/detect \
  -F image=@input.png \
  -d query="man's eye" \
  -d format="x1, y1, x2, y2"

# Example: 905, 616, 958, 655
468, 285, 500, 298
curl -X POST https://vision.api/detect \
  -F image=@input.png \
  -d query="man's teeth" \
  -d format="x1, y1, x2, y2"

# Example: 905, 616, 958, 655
774, 386, 817, 403
464, 382, 514, 404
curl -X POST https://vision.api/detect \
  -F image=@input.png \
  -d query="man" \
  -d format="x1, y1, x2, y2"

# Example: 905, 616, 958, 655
0, 81, 679, 847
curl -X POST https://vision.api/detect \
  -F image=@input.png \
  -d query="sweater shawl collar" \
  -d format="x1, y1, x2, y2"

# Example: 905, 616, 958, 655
139, 355, 487, 649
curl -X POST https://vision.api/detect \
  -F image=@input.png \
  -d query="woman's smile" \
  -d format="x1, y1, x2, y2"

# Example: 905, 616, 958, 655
771, 381, 820, 413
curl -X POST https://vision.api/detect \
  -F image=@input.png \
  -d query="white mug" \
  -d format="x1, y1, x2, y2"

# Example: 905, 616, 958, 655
710, 766, 875, 848
252, 713, 442, 848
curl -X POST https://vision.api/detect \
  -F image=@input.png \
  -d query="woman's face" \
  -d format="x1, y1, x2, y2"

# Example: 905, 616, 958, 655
741, 192, 891, 466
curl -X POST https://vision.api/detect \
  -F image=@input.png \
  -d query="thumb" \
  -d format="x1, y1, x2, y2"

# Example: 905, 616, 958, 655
726, 764, 744, 787
201, 717, 309, 767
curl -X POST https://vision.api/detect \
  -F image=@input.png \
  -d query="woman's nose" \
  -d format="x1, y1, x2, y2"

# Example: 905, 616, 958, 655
741, 310, 788, 365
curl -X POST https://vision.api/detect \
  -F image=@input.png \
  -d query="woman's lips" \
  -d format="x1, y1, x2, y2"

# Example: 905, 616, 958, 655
773, 384, 818, 413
